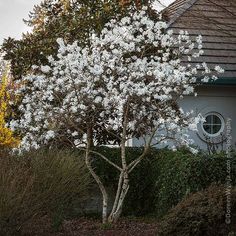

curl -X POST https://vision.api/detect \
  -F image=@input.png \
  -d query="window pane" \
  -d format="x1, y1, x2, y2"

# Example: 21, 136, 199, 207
205, 115, 212, 124
203, 124, 211, 134
213, 115, 221, 125
212, 125, 221, 134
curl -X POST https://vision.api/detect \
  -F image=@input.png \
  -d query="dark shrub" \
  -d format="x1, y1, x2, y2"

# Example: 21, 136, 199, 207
158, 184, 236, 236
0, 149, 90, 235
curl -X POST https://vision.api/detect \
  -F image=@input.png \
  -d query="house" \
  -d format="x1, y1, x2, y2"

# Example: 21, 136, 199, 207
132, 0, 236, 151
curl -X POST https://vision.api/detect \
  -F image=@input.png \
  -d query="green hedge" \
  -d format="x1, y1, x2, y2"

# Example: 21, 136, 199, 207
154, 149, 236, 217
88, 147, 236, 217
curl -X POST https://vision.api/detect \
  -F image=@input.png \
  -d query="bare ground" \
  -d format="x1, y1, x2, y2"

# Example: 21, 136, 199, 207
22, 217, 159, 236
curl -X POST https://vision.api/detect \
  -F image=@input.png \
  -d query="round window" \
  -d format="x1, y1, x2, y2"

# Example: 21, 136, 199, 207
202, 113, 225, 137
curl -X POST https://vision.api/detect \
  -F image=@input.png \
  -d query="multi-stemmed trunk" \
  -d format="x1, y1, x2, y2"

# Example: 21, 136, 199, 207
85, 123, 130, 223
85, 146, 151, 223
84, 120, 154, 224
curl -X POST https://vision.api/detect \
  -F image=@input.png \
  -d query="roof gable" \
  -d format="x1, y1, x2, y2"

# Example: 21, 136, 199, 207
164, 0, 236, 80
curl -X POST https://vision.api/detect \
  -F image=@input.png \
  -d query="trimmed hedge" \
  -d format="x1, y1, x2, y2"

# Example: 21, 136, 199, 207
154, 149, 236, 217
87, 147, 236, 217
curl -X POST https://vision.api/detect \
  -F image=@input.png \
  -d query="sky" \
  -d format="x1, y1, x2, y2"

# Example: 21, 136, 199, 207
0, 0, 175, 44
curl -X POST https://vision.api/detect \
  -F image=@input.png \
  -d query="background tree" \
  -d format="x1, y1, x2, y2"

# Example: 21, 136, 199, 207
1, 0, 154, 81
10, 7, 223, 223
0, 57, 19, 149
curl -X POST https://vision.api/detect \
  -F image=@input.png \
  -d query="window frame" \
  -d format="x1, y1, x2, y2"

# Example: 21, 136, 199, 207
201, 112, 225, 137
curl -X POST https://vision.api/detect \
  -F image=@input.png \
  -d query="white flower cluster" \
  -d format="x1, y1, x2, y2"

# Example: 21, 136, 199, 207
11, 7, 223, 152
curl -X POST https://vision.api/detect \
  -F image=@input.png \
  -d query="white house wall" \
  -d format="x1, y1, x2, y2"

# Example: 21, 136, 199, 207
132, 85, 236, 150
179, 85, 236, 150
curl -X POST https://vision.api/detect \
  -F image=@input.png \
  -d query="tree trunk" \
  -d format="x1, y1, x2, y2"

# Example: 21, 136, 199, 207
108, 172, 129, 223
108, 124, 129, 223
85, 127, 109, 223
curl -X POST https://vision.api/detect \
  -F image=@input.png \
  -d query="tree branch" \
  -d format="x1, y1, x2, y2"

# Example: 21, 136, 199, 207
78, 147, 122, 171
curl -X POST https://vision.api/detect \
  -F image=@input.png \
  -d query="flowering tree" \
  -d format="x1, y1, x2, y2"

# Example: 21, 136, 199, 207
11, 7, 223, 223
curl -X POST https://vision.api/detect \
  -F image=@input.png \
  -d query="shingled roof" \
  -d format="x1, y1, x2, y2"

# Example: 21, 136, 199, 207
163, 0, 236, 82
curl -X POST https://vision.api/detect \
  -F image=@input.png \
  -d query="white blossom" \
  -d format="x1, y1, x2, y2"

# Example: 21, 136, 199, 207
11, 7, 223, 152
